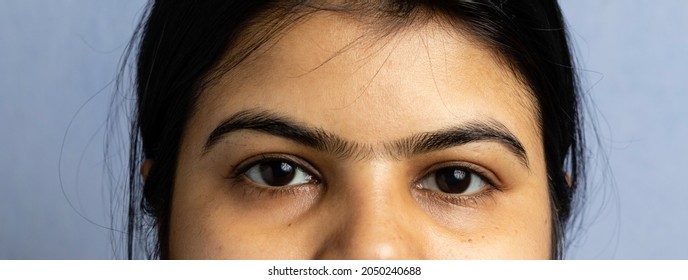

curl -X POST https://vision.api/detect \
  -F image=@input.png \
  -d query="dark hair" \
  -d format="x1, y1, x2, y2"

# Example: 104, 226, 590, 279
123, 0, 584, 259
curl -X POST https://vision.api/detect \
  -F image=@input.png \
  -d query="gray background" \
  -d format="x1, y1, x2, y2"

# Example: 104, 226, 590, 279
1, 0, 686, 259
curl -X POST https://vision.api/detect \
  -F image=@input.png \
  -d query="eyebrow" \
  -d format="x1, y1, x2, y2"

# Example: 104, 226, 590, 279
204, 109, 529, 167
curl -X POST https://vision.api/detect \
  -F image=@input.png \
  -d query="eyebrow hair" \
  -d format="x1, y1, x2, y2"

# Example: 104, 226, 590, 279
387, 121, 529, 166
204, 109, 529, 166
204, 110, 373, 160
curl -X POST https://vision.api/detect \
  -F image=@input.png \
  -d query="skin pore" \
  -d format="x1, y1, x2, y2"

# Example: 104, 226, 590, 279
166, 12, 551, 259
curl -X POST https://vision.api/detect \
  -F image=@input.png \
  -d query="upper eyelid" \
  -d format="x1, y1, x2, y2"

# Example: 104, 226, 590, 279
232, 153, 320, 179
229, 152, 505, 191
418, 162, 503, 190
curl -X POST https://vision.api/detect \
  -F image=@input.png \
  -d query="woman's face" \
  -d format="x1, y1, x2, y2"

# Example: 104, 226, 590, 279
168, 13, 551, 259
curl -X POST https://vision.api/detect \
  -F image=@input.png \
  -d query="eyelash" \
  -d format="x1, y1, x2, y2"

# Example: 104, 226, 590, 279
413, 163, 502, 207
227, 154, 321, 198
227, 154, 502, 206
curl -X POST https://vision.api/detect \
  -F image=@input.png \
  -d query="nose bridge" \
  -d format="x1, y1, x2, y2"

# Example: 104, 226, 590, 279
314, 164, 424, 259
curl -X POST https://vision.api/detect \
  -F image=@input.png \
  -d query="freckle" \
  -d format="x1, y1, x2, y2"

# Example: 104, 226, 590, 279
481, 235, 485, 239
468, 239, 473, 243
287, 223, 292, 227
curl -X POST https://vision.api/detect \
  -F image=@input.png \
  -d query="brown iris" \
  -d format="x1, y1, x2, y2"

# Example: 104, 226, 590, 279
434, 167, 472, 194
258, 161, 296, 186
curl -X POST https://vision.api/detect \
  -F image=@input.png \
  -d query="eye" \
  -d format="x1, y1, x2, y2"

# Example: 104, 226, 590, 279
244, 159, 316, 187
418, 166, 487, 195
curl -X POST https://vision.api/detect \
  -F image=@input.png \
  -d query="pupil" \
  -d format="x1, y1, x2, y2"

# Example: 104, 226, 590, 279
259, 161, 295, 186
435, 168, 470, 193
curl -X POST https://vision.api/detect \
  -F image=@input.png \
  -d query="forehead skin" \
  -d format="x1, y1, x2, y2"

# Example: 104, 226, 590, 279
200, 15, 541, 151
170, 12, 550, 259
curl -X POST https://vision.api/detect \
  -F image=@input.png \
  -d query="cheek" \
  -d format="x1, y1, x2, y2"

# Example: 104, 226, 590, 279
492, 187, 552, 258
168, 162, 321, 259
168, 177, 552, 259
413, 184, 552, 259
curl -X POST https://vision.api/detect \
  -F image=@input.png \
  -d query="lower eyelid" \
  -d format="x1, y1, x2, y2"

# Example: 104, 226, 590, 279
230, 175, 318, 199
413, 185, 497, 208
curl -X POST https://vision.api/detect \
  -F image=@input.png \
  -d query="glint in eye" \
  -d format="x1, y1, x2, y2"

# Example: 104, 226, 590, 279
244, 159, 316, 187
419, 167, 487, 195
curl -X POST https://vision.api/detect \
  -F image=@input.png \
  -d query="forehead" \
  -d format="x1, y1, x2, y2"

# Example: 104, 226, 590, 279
196, 12, 540, 151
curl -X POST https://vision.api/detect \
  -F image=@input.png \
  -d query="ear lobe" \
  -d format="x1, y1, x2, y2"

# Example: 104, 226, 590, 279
564, 172, 572, 187
141, 159, 153, 182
